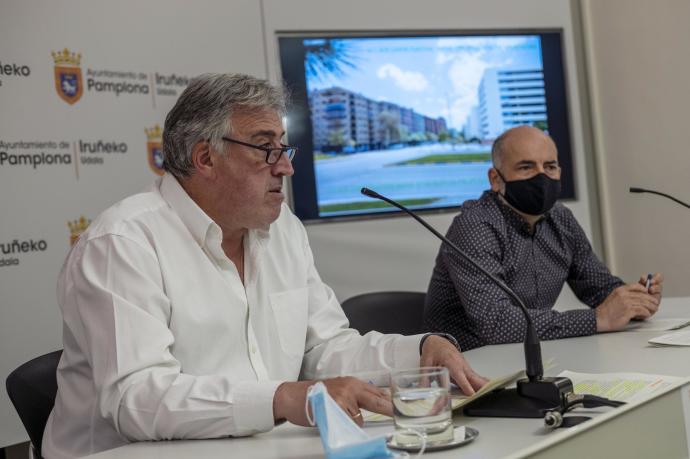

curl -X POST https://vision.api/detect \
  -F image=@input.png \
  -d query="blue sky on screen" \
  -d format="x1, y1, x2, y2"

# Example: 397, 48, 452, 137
306, 35, 543, 130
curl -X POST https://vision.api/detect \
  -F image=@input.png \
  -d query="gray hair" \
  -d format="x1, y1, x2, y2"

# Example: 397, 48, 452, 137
162, 73, 287, 178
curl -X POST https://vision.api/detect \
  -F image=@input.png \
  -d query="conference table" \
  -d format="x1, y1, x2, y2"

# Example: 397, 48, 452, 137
87, 297, 690, 459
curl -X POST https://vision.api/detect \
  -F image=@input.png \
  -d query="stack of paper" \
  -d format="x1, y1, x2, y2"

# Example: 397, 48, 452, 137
452, 368, 525, 408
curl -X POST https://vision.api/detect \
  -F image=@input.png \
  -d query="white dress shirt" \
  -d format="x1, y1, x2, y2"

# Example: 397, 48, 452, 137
42, 173, 422, 459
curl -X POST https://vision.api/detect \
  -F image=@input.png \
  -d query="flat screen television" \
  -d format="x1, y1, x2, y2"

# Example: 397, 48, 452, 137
278, 30, 574, 222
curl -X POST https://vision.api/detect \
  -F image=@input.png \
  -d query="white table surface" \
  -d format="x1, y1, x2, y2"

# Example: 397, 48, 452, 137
86, 297, 690, 459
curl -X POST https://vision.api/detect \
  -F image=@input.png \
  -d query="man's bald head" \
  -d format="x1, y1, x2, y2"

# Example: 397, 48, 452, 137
491, 125, 557, 170
487, 125, 562, 211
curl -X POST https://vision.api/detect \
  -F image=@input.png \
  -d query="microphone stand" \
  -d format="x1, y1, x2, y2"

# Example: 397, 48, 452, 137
361, 187, 573, 418
629, 187, 690, 209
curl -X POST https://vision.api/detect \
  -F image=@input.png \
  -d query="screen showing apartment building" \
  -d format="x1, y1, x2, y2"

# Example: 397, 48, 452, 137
279, 31, 574, 222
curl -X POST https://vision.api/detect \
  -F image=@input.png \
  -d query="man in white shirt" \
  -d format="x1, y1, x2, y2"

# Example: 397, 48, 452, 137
43, 73, 487, 458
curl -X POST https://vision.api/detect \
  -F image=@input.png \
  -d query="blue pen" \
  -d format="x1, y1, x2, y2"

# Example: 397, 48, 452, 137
645, 273, 652, 293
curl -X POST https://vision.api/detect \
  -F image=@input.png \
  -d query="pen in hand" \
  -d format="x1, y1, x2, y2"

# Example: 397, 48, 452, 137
644, 273, 652, 293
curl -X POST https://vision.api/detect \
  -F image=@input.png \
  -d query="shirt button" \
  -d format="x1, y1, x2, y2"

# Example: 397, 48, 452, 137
250, 346, 256, 354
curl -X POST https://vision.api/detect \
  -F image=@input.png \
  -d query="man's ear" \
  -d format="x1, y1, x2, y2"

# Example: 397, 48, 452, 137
191, 140, 215, 178
488, 167, 502, 193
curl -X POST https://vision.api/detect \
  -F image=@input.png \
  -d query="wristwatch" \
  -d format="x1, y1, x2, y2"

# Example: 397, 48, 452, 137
419, 332, 460, 355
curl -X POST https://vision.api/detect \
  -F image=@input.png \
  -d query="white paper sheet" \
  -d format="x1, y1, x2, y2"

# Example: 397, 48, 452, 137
625, 318, 690, 333
649, 329, 690, 347
558, 370, 684, 403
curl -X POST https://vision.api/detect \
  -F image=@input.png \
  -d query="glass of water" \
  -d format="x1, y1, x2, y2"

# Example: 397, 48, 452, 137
391, 367, 453, 447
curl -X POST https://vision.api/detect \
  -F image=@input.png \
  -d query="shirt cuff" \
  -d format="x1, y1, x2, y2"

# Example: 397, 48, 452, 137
231, 380, 283, 435
565, 308, 598, 336
391, 334, 425, 370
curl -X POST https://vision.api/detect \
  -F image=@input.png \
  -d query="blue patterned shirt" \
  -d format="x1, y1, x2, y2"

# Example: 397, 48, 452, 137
424, 190, 624, 350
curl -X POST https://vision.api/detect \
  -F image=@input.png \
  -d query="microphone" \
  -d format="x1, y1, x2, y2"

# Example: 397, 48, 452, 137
629, 187, 690, 209
361, 188, 544, 379
361, 187, 573, 418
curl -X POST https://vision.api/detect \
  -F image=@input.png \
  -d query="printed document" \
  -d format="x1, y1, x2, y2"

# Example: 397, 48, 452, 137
558, 370, 684, 403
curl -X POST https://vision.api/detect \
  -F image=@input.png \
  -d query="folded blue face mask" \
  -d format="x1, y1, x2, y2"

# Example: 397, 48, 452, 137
306, 382, 399, 459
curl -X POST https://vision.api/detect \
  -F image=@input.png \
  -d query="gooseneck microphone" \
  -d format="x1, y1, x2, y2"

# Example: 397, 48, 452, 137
361, 187, 573, 418
361, 187, 543, 380
630, 187, 690, 209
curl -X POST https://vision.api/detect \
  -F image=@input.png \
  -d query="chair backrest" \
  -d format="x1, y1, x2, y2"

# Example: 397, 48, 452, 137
341, 291, 426, 335
6, 350, 62, 458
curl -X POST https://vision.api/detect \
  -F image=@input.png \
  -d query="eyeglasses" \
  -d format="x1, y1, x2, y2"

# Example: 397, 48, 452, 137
221, 137, 297, 165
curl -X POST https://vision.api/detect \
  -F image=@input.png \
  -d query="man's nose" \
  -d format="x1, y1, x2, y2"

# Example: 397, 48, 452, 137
272, 151, 294, 177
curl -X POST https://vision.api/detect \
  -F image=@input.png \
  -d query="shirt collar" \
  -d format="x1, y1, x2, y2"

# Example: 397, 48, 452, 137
159, 173, 219, 248
487, 190, 551, 234
158, 173, 272, 251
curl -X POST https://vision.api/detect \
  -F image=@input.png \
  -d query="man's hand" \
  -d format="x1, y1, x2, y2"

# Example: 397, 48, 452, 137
420, 335, 488, 396
273, 377, 392, 427
638, 272, 664, 305
595, 283, 660, 332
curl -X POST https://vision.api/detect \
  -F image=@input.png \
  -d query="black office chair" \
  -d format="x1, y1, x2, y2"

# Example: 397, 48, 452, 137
341, 291, 426, 335
6, 350, 62, 459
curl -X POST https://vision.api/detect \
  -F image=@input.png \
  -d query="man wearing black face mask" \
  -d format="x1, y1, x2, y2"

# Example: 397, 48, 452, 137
423, 125, 664, 350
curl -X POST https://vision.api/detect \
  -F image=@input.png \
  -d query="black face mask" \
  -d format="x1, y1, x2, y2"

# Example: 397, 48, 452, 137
495, 170, 561, 216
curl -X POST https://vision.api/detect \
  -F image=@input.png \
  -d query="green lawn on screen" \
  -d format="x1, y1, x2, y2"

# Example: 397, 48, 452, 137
392, 152, 491, 166
319, 198, 440, 214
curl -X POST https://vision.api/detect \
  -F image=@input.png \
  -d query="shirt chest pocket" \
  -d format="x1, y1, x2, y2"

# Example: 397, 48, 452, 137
269, 287, 309, 359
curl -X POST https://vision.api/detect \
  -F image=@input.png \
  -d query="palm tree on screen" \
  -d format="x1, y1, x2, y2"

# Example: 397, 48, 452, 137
305, 39, 358, 82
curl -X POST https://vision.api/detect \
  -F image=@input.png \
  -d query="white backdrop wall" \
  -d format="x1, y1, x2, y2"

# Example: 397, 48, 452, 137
581, 0, 690, 297
0, 0, 597, 447
0, 0, 267, 446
